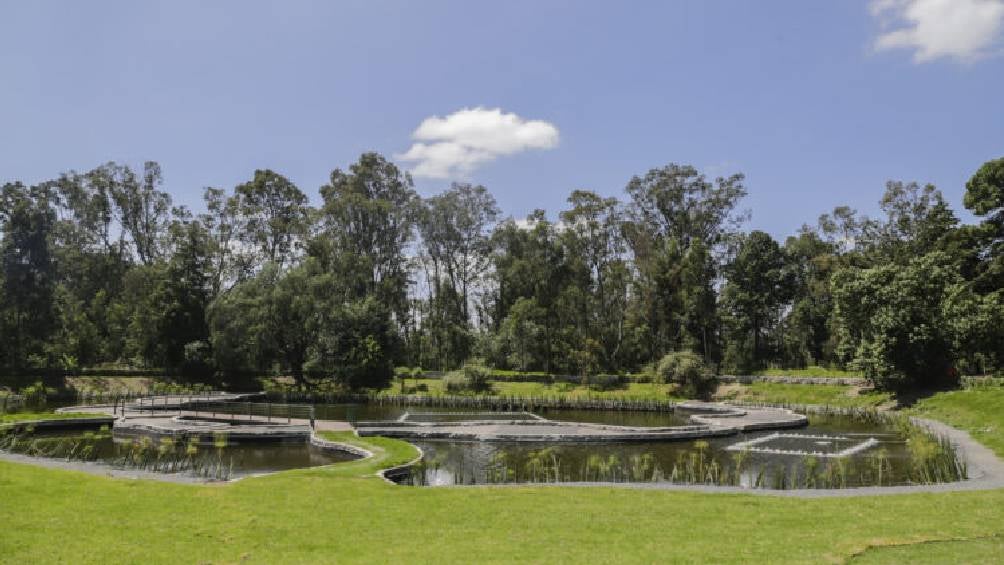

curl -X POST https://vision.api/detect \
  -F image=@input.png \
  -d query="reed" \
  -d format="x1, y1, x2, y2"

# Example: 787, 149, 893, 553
402, 427, 967, 489
0, 427, 237, 481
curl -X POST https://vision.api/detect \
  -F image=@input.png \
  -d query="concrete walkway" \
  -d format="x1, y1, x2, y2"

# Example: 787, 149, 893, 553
355, 403, 808, 442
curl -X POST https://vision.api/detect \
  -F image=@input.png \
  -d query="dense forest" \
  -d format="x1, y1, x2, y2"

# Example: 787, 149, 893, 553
1, 154, 1002, 390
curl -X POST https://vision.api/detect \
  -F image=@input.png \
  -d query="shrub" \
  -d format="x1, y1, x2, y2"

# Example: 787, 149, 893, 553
444, 361, 493, 394
657, 351, 718, 400
581, 374, 624, 391
443, 371, 466, 393
634, 362, 657, 383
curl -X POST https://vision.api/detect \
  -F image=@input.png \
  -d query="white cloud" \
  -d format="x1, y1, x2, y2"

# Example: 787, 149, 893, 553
398, 107, 559, 179
870, 0, 1004, 63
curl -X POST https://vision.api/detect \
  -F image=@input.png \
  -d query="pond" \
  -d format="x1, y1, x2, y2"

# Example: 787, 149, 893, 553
388, 412, 965, 489
0, 426, 357, 480
1, 403, 966, 489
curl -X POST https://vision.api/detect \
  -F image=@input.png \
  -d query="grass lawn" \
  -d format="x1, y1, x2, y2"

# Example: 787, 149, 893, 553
385, 378, 685, 401
716, 382, 892, 408
2, 389, 1003, 563
1, 411, 102, 424
906, 388, 1004, 457
749, 366, 864, 378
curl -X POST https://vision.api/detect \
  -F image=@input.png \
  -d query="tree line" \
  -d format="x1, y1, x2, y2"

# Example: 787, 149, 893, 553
2, 153, 1002, 390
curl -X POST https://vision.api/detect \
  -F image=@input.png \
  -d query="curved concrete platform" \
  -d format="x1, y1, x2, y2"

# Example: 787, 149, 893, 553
357, 420, 733, 442
112, 414, 310, 443
356, 403, 808, 442
678, 401, 808, 431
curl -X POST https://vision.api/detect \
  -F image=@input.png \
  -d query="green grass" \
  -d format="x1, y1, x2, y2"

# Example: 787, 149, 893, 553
2, 388, 1004, 562
907, 387, 1004, 457
315, 431, 421, 477
388, 378, 684, 401
2, 437, 1004, 563
0, 411, 101, 424
750, 366, 864, 378
717, 382, 892, 408
850, 535, 1004, 564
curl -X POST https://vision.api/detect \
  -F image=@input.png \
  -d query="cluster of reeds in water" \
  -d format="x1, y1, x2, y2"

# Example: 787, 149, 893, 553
405, 412, 967, 490
0, 426, 237, 481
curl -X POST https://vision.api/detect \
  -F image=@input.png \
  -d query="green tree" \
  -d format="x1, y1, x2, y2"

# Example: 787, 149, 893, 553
832, 252, 961, 389
721, 231, 793, 370
0, 183, 57, 367
416, 183, 499, 369
320, 153, 417, 320
559, 191, 630, 371
495, 297, 545, 372
234, 169, 309, 269
624, 163, 747, 365
964, 157, 1004, 291
110, 162, 172, 265
781, 230, 838, 367
155, 215, 213, 372
200, 187, 244, 297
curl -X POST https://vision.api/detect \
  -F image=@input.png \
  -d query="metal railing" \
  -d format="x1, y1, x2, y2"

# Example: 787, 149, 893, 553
177, 401, 316, 428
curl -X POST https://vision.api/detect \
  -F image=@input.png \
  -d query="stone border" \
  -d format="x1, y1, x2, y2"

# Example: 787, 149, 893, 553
309, 432, 373, 459
378, 442, 425, 483
111, 416, 311, 443
308, 430, 425, 484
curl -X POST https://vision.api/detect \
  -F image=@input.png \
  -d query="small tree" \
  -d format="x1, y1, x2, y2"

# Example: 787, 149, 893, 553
657, 351, 717, 399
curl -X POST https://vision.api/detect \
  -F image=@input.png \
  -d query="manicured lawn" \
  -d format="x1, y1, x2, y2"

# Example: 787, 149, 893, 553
750, 366, 864, 378
1, 436, 1003, 563
2, 389, 1003, 563
1, 411, 101, 424
907, 388, 1004, 457
851, 535, 1004, 564
716, 382, 892, 408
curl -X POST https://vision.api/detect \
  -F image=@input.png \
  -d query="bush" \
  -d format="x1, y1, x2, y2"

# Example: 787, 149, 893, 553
581, 374, 625, 391
443, 371, 467, 393
443, 361, 493, 394
657, 351, 718, 400
633, 363, 657, 383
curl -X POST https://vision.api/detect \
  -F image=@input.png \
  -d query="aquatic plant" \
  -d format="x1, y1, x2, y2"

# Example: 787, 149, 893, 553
403, 421, 967, 490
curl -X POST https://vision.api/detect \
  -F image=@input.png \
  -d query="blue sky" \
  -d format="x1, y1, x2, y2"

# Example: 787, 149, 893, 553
2, 1, 1002, 237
